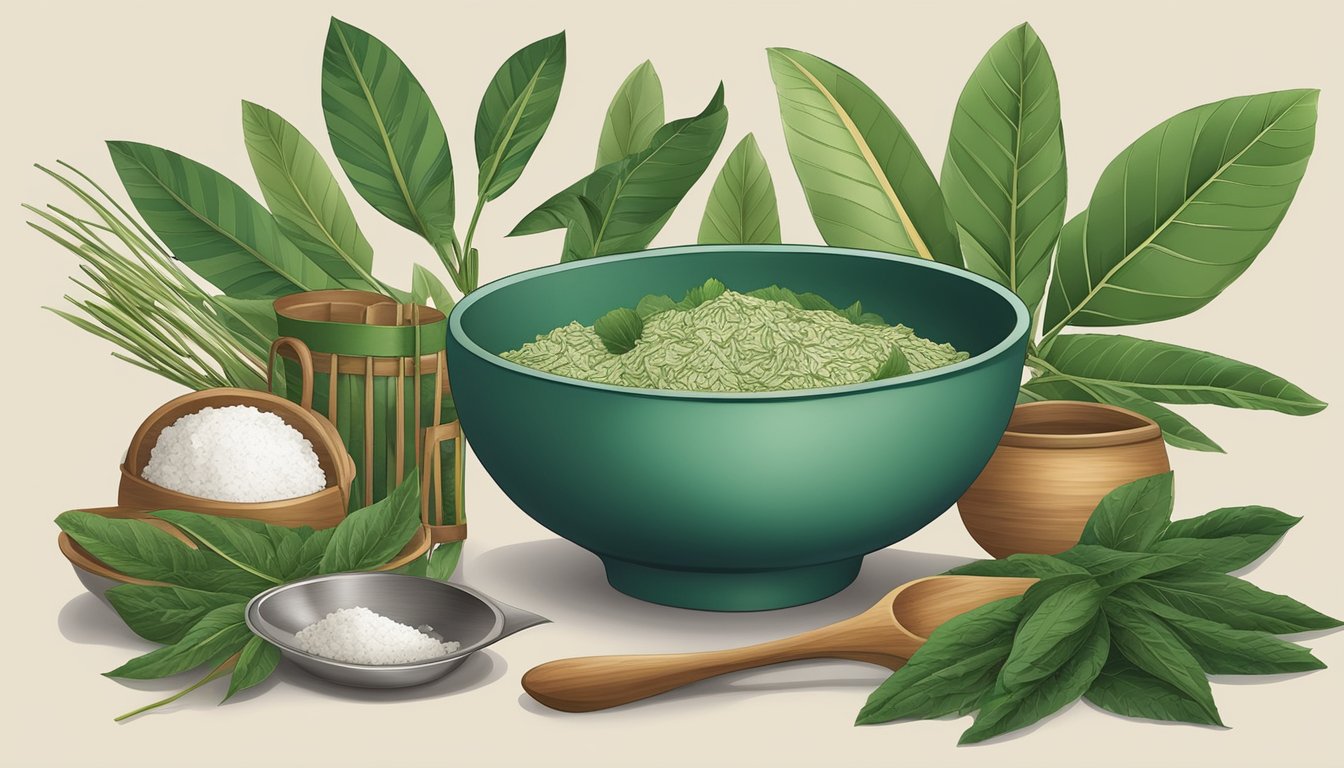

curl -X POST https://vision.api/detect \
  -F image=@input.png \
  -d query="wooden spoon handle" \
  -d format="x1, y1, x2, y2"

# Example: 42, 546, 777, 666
523, 617, 902, 712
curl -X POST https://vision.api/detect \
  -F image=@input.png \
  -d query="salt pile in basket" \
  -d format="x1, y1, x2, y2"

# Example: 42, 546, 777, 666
141, 405, 326, 502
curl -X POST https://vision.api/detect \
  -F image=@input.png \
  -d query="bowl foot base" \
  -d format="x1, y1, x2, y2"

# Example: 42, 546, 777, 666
599, 556, 862, 612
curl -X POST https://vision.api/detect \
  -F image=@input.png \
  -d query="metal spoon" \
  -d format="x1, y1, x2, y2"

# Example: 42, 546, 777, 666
522, 574, 1034, 712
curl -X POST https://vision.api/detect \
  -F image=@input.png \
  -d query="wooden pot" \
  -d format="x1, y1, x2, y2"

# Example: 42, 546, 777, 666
957, 400, 1171, 558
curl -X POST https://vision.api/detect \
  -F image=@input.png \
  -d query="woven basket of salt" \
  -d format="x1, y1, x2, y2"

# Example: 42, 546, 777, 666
268, 290, 465, 543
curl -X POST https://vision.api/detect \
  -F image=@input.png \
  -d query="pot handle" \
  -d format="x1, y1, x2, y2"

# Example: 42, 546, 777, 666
267, 337, 315, 409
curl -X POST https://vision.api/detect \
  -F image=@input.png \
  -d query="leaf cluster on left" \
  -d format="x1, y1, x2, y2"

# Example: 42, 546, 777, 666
57, 472, 428, 721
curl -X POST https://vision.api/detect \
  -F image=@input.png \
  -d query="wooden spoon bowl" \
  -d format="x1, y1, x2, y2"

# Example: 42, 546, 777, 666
522, 574, 1036, 713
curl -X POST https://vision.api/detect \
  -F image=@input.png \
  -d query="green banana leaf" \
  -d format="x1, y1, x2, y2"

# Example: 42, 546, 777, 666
1042, 89, 1318, 338
108, 141, 340, 299
475, 31, 566, 201
596, 60, 665, 168
511, 84, 728, 260
941, 23, 1066, 320
765, 47, 961, 266
322, 17, 456, 244
698, 133, 781, 245
1037, 333, 1325, 415
241, 101, 380, 292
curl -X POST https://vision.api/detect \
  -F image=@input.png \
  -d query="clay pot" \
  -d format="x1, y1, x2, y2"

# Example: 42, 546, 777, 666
957, 401, 1171, 558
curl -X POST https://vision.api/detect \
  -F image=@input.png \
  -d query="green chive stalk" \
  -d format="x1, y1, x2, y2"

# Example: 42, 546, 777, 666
28, 163, 270, 391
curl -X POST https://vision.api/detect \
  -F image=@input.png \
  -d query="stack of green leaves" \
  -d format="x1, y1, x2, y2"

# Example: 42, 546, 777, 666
56, 472, 459, 721
857, 472, 1339, 744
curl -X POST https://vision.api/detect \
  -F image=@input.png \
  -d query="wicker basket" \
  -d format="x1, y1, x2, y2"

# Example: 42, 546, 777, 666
269, 290, 465, 544
118, 388, 355, 529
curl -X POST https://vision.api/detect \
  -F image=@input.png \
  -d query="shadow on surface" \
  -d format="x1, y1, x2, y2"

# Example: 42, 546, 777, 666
472, 539, 975, 645
517, 657, 889, 717
279, 649, 506, 703
58, 592, 149, 652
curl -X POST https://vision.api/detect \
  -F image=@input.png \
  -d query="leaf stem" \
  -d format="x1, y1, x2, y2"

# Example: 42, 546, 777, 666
460, 195, 488, 293
432, 240, 465, 294
113, 653, 239, 723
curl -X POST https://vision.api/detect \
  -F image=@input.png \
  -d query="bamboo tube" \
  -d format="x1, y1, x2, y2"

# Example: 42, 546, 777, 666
394, 305, 406, 484
362, 306, 375, 508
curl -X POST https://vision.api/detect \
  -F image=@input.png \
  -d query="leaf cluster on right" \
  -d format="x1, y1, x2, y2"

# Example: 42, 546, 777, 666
859, 472, 1339, 744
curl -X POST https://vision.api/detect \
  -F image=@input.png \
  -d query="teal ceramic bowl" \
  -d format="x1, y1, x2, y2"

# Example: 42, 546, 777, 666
447, 245, 1028, 611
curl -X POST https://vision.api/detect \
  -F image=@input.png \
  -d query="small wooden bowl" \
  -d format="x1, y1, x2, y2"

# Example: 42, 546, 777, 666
119, 388, 355, 529
957, 400, 1171, 558
59, 507, 430, 597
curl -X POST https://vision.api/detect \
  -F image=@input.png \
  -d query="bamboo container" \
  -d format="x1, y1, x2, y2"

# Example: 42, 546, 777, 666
270, 290, 466, 545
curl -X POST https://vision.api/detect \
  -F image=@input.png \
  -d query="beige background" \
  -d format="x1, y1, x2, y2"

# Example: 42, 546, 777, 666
3, 0, 1341, 765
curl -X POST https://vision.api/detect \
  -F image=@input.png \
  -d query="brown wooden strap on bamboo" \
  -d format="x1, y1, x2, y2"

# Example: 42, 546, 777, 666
427, 523, 468, 543
326, 352, 338, 427
274, 347, 442, 375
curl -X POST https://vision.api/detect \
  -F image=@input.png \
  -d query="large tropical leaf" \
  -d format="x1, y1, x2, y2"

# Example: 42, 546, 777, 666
596, 60, 664, 168
766, 47, 960, 265
511, 84, 728, 260
1020, 375, 1224, 453
698, 133, 781, 244
475, 31, 566, 201
321, 18, 455, 243
941, 23, 1066, 318
1038, 333, 1326, 415
1042, 89, 1318, 337
108, 141, 340, 299
241, 101, 379, 291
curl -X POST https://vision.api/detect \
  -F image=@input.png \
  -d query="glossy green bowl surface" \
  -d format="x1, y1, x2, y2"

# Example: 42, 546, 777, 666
447, 245, 1028, 610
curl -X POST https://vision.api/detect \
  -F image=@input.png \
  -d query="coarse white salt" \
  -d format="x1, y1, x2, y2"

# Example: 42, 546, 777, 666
292, 606, 460, 665
141, 405, 326, 502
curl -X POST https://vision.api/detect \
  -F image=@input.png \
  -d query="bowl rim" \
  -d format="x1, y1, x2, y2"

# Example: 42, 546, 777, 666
448, 244, 1030, 401
243, 573, 501, 672
998, 400, 1164, 449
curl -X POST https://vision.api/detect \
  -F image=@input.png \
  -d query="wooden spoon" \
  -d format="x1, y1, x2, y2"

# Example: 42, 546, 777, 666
522, 574, 1035, 712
